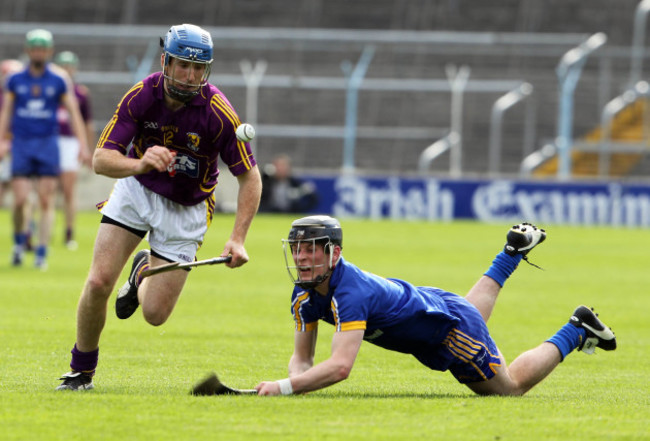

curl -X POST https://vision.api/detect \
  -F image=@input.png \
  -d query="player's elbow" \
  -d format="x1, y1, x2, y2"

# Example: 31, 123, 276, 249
91, 150, 106, 175
332, 361, 354, 382
335, 367, 351, 382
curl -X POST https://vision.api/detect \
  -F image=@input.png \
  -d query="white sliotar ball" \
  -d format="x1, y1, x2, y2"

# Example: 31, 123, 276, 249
235, 123, 256, 142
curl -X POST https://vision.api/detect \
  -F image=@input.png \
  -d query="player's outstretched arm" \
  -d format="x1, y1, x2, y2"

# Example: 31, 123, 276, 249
223, 166, 262, 268
256, 329, 364, 396
61, 90, 89, 157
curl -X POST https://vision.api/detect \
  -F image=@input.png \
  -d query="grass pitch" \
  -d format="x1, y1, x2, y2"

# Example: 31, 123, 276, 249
0, 210, 648, 440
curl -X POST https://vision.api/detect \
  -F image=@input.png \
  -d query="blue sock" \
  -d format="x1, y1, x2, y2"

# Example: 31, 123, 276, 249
484, 251, 522, 287
36, 245, 47, 259
546, 323, 587, 361
14, 232, 27, 246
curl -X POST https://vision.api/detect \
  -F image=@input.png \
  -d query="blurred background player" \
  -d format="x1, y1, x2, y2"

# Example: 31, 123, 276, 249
0, 29, 88, 269
54, 50, 94, 250
0, 59, 23, 207
260, 154, 318, 213
255, 217, 616, 396
56, 23, 262, 391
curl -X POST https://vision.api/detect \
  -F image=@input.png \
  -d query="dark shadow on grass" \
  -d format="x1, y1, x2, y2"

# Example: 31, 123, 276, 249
297, 391, 478, 399
187, 392, 473, 399
55, 387, 484, 400
187, 390, 477, 399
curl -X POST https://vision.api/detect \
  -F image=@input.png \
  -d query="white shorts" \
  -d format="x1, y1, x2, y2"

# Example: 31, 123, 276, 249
101, 176, 210, 263
59, 136, 80, 172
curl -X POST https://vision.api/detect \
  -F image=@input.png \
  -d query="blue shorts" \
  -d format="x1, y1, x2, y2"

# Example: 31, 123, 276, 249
413, 291, 502, 384
11, 134, 60, 177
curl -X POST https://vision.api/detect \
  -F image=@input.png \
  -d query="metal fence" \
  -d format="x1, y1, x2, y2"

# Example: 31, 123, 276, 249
2, 20, 649, 178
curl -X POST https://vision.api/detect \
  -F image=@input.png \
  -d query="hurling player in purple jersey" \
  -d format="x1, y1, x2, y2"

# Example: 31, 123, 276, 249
56, 24, 262, 391
255, 216, 616, 396
54, 50, 94, 250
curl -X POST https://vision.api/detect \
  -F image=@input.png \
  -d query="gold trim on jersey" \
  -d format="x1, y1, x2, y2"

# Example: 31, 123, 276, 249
204, 192, 215, 228
340, 321, 367, 331
293, 291, 313, 332
97, 81, 144, 152
209, 95, 252, 170
97, 114, 118, 151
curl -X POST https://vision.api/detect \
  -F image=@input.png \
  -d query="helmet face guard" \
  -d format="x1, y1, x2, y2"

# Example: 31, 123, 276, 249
282, 216, 343, 289
161, 24, 213, 102
282, 236, 336, 289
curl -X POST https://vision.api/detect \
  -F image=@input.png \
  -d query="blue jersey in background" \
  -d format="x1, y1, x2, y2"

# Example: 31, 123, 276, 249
7, 65, 67, 137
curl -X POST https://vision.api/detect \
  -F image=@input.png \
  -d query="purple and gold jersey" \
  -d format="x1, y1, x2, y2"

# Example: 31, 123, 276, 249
57, 83, 92, 136
291, 257, 461, 356
6, 65, 67, 137
97, 72, 256, 206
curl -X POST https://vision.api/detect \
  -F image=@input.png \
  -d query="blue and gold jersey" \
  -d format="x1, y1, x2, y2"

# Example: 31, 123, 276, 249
291, 256, 461, 356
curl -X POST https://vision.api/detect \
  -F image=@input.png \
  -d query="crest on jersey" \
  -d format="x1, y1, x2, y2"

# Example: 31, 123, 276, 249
187, 132, 201, 151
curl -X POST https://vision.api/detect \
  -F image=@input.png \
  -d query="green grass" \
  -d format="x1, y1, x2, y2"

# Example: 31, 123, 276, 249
1, 210, 648, 440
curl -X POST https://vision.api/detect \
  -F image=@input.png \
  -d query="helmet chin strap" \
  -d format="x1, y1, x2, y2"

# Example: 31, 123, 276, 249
163, 76, 200, 103
164, 84, 197, 103
295, 270, 332, 290
163, 63, 204, 103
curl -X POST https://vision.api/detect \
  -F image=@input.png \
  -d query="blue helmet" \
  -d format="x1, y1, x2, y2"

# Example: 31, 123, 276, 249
163, 24, 213, 64
161, 24, 213, 101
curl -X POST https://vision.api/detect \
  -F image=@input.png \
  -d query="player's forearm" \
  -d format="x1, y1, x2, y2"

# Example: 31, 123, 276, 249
71, 111, 89, 151
230, 167, 262, 243
289, 357, 353, 394
92, 148, 142, 178
62, 92, 88, 152
0, 140, 8, 159
85, 122, 96, 152
0, 103, 12, 147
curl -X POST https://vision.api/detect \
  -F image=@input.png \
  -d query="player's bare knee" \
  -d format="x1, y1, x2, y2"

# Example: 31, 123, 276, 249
467, 374, 526, 396
495, 383, 528, 396
142, 312, 168, 326
472, 387, 523, 397
84, 273, 115, 300
141, 306, 172, 326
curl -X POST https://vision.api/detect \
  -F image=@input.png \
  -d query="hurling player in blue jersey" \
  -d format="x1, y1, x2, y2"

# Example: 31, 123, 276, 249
56, 24, 262, 391
0, 29, 88, 270
255, 216, 616, 396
